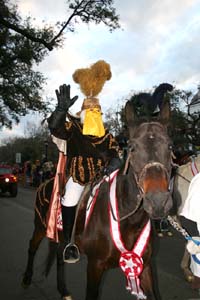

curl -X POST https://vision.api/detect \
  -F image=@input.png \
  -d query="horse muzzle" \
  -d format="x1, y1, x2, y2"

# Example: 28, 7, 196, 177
137, 162, 172, 219
143, 191, 173, 219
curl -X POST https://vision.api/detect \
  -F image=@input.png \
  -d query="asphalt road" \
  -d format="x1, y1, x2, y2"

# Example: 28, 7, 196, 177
0, 185, 200, 300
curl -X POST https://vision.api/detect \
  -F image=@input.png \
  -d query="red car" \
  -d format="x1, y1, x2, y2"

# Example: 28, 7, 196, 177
0, 165, 18, 197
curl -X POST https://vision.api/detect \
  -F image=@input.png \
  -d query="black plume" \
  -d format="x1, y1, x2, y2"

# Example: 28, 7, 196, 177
135, 83, 173, 116
152, 83, 173, 110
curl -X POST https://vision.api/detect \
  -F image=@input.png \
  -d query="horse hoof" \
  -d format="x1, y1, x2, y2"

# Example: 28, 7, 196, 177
187, 275, 194, 283
21, 281, 30, 289
183, 269, 195, 283
190, 276, 200, 289
167, 231, 173, 237
157, 232, 164, 238
62, 296, 73, 300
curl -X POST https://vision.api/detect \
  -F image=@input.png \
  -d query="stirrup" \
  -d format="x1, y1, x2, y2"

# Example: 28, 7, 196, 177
63, 243, 80, 264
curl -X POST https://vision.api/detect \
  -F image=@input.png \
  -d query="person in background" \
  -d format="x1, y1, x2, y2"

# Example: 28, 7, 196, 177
180, 172, 200, 289
32, 160, 42, 187
24, 161, 32, 187
42, 161, 55, 181
47, 60, 121, 263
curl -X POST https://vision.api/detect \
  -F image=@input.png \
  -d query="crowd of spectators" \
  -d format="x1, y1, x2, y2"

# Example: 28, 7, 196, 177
13, 159, 56, 187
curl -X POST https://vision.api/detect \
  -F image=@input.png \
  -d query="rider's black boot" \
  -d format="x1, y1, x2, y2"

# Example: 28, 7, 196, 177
61, 205, 80, 263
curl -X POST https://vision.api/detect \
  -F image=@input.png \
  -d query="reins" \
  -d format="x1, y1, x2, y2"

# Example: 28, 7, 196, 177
88, 149, 143, 222
173, 154, 200, 184
113, 151, 144, 222
175, 172, 191, 183
122, 151, 131, 175
110, 194, 143, 222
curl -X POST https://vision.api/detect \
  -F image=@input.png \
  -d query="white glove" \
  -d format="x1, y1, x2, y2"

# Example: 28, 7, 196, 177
186, 238, 200, 255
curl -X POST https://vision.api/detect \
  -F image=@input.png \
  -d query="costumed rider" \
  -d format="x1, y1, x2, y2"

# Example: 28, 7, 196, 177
47, 60, 121, 263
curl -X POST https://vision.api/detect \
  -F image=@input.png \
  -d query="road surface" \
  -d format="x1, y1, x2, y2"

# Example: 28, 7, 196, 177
0, 186, 200, 300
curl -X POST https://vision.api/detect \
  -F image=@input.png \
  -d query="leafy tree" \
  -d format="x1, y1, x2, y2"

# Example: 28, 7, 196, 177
0, 121, 58, 164
170, 88, 200, 148
104, 104, 124, 136
0, 0, 120, 129
104, 86, 200, 152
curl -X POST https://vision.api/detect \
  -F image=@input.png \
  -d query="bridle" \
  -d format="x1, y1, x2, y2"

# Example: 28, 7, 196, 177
118, 150, 173, 222
123, 150, 172, 192
175, 155, 199, 184
175, 172, 191, 183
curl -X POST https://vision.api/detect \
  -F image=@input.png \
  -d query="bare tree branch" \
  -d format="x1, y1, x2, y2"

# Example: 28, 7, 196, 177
0, 17, 54, 51
0, 0, 120, 52
50, 0, 85, 44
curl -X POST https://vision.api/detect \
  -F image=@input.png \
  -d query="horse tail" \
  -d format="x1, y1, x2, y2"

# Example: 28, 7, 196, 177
33, 177, 59, 277
34, 177, 54, 228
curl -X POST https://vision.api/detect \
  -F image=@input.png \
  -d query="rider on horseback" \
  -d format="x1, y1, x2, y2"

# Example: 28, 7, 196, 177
47, 60, 121, 263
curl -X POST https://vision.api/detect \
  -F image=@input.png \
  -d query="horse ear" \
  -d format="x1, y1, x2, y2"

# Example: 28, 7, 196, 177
159, 99, 171, 124
125, 100, 137, 126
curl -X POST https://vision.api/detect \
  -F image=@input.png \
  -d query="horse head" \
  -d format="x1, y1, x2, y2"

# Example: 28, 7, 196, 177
124, 98, 173, 219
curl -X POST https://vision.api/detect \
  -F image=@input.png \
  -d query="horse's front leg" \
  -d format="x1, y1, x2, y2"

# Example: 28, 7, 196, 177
140, 264, 161, 300
86, 258, 104, 300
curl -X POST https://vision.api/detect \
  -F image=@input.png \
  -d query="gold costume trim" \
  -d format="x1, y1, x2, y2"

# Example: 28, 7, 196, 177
65, 121, 73, 130
87, 157, 95, 181
92, 132, 110, 145
78, 156, 85, 182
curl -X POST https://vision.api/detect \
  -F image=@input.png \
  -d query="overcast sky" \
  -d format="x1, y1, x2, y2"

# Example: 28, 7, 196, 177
1, 0, 200, 143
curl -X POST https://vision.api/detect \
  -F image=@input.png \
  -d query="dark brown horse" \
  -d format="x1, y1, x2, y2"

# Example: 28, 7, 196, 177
22, 99, 173, 300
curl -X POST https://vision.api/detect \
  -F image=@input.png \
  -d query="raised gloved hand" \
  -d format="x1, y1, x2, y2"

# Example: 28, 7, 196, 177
56, 84, 78, 112
186, 238, 200, 255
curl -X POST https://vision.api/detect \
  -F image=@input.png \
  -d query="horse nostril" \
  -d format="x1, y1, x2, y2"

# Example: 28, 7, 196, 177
143, 191, 172, 218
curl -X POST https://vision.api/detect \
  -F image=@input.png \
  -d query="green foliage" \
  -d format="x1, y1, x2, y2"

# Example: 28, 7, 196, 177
0, 0, 120, 129
105, 86, 200, 151
0, 122, 58, 164
0, 0, 58, 128
169, 88, 200, 148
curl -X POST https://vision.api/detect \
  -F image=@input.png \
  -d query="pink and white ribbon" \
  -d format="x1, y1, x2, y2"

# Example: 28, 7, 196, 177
108, 171, 151, 299
191, 159, 199, 176
85, 170, 119, 228
83, 169, 151, 298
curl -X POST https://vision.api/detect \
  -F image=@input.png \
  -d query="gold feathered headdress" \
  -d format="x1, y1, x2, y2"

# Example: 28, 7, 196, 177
73, 60, 112, 112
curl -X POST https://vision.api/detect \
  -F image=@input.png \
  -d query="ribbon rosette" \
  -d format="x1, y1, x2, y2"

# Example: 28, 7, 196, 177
119, 251, 143, 277
119, 251, 146, 299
